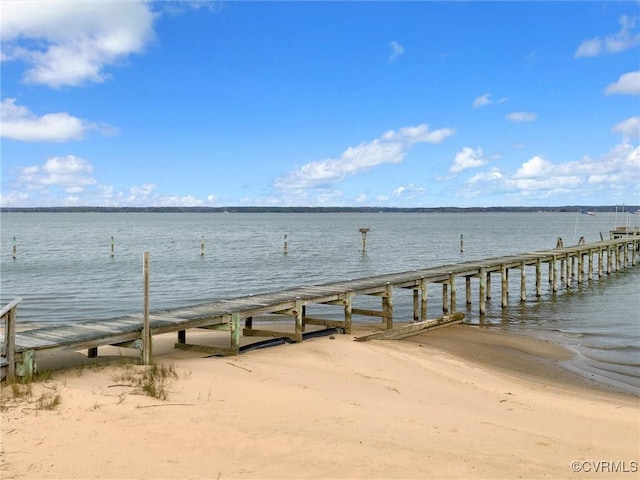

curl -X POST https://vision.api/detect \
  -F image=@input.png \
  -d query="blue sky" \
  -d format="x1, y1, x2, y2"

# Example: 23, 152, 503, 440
1, 1, 639, 208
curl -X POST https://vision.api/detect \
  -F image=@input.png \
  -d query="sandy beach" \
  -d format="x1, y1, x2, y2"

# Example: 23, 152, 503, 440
1, 323, 638, 479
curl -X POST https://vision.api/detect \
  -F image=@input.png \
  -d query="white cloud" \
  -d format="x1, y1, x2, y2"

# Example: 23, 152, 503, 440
464, 144, 640, 200
274, 124, 455, 191
472, 93, 507, 108
575, 15, 640, 58
389, 41, 404, 62
605, 71, 640, 95
506, 112, 537, 123
0, 98, 99, 142
612, 116, 640, 141
1, 1, 156, 87
16, 155, 97, 193
514, 156, 554, 179
392, 184, 425, 199
130, 184, 157, 197
450, 147, 487, 173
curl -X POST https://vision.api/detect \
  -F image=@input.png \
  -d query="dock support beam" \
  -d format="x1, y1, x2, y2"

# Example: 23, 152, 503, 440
535, 258, 542, 297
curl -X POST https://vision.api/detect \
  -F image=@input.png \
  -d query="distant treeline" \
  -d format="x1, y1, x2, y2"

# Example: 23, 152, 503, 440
2, 206, 639, 213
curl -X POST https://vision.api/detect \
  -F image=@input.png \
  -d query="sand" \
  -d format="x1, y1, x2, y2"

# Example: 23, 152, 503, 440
1, 323, 639, 479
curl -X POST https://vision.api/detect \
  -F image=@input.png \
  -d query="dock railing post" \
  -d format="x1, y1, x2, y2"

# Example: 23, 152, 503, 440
1, 298, 21, 382
142, 251, 151, 365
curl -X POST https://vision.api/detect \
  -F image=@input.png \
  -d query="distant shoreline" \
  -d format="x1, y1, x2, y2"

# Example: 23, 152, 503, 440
2, 205, 639, 214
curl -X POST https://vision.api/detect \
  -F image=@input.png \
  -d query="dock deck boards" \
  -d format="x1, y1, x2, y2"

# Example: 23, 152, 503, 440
1, 236, 638, 372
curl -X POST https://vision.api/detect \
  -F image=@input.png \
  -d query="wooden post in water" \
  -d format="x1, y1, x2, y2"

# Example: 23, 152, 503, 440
501, 265, 508, 308
552, 256, 559, 292
142, 251, 151, 365
359, 227, 370, 253
465, 276, 472, 305
566, 255, 572, 288
588, 250, 594, 280
283, 234, 288, 254
520, 261, 526, 302
200, 236, 205, 256
110, 236, 115, 257
598, 248, 604, 277
12, 237, 17, 260
449, 273, 456, 312
607, 247, 612, 275
535, 258, 542, 297
479, 267, 486, 315
577, 253, 583, 284
460, 234, 464, 253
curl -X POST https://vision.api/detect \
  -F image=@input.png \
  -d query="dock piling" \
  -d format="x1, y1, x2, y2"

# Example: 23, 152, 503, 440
142, 251, 151, 365
360, 227, 370, 253
12, 237, 17, 260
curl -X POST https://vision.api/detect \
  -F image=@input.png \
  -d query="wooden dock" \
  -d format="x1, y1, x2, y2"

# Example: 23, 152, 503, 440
2, 235, 639, 381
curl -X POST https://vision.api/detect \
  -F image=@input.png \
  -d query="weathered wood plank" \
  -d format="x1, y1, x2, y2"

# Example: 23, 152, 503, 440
354, 312, 465, 342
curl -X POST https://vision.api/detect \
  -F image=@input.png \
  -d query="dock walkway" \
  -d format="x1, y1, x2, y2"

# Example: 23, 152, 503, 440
2, 236, 639, 380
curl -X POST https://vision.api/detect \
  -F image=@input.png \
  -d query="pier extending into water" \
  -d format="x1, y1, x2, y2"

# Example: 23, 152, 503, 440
2, 235, 639, 381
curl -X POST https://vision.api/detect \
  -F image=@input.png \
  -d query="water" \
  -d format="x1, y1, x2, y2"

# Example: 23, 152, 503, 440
1, 211, 639, 394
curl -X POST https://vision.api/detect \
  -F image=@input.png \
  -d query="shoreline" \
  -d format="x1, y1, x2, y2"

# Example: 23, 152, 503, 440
2, 324, 639, 479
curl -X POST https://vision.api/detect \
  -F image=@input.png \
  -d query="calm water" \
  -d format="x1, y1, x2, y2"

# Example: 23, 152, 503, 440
1, 212, 639, 394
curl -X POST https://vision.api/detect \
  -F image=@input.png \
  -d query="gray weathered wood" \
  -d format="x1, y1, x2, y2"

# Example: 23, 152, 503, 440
354, 312, 465, 342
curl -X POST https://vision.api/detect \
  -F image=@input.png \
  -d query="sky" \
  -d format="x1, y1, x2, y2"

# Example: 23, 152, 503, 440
1, 1, 639, 208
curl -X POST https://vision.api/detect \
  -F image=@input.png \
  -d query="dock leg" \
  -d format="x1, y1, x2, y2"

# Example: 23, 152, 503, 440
384, 283, 393, 329
230, 313, 240, 354
294, 298, 303, 342
465, 276, 471, 305
588, 251, 594, 280
553, 257, 558, 293
413, 289, 419, 321
520, 261, 526, 302
577, 254, 583, 284
535, 258, 542, 297
88, 347, 98, 358
344, 293, 353, 334
598, 248, 604, 277
486, 272, 492, 300
420, 279, 427, 322
479, 268, 486, 315
501, 265, 508, 308
177, 330, 186, 344
449, 273, 456, 313
442, 282, 449, 314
